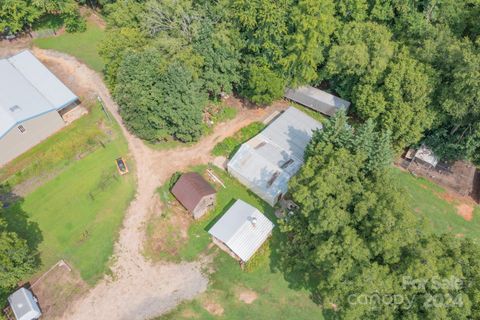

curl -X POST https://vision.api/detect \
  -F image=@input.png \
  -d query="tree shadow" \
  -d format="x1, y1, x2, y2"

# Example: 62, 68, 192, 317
0, 184, 43, 266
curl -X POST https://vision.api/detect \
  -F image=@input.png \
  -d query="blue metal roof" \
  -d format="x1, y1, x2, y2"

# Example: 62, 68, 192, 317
0, 50, 78, 138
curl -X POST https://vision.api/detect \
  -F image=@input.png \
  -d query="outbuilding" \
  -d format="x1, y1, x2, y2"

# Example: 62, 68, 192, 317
171, 172, 217, 219
208, 199, 274, 263
0, 50, 78, 166
7, 288, 42, 320
228, 107, 322, 205
284, 86, 350, 116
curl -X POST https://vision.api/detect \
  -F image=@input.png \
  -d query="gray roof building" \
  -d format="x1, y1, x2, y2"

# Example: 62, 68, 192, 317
8, 288, 42, 320
227, 107, 322, 205
208, 199, 274, 262
284, 86, 350, 116
0, 50, 78, 166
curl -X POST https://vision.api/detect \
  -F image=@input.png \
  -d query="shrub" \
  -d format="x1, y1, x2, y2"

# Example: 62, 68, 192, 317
211, 122, 265, 157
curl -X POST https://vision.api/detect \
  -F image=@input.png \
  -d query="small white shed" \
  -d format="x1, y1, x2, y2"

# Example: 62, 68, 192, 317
208, 200, 274, 263
7, 288, 42, 320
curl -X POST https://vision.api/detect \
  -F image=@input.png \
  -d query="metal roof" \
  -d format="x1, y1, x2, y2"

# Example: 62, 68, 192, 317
171, 172, 216, 212
415, 145, 439, 167
8, 288, 42, 320
285, 86, 350, 117
0, 50, 78, 138
227, 107, 322, 205
208, 199, 274, 262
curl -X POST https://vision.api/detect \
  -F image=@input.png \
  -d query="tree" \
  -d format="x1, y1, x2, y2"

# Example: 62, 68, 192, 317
0, 0, 42, 34
241, 61, 285, 105
355, 49, 436, 149
114, 49, 206, 142
230, 0, 335, 86
321, 21, 396, 97
278, 113, 480, 318
98, 27, 147, 88
0, 203, 36, 301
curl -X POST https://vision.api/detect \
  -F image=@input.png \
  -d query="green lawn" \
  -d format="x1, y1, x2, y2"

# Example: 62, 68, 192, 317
0, 105, 108, 186
33, 21, 105, 72
393, 168, 480, 239
147, 166, 325, 319
3, 106, 135, 284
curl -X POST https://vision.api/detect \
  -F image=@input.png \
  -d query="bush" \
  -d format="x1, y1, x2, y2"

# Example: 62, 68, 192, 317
64, 12, 86, 33
167, 171, 182, 190
211, 122, 265, 157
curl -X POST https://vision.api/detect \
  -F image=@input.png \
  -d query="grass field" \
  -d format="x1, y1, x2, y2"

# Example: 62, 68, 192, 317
3, 106, 135, 284
393, 168, 480, 239
147, 166, 325, 319
33, 21, 105, 72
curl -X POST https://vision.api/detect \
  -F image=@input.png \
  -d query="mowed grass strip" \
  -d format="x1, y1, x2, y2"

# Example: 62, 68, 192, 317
33, 21, 105, 72
149, 166, 324, 319
0, 105, 107, 186
5, 106, 135, 284
392, 168, 480, 239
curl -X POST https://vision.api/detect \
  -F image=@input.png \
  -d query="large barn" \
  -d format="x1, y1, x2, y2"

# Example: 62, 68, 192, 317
0, 50, 78, 166
227, 107, 322, 205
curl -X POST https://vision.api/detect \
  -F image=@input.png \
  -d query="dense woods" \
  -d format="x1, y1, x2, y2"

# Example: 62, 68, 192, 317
94, 0, 479, 163
279, 113, 480, 318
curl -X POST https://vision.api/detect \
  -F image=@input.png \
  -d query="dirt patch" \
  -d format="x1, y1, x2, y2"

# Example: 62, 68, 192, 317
180, 309, 199, 318
202, 299, 224, 316
456, 204, 474, 221
437, 191, 476, 221
31, 261, 88, 320
146, 201, 192, 259
236, 287, 258, 304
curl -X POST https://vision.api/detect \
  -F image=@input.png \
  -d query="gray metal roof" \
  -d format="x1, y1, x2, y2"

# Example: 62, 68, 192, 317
285, 86, 350, 117
208, 199, 274, 262
227, 107, 322, 205
0, 50, 78, 138
8, 288, 42, 320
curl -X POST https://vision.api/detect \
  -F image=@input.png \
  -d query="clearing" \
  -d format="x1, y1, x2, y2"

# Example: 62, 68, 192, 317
33, 20, 105, 72
149, 166, 326, 320
393, 168, 480, 239
3, 103, 136, 283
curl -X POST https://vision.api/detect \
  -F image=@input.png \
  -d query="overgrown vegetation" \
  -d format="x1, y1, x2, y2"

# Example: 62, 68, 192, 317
211, 122, 265, 158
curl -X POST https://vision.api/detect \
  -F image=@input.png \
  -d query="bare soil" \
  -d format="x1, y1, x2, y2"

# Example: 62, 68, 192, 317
236, 287, 258, 304
31, 261, 88, 320
439, 192, 476, 221
20, 48, 285, 320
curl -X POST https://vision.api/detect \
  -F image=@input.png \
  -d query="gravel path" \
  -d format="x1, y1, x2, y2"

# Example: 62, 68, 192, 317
30, 49, 284, 320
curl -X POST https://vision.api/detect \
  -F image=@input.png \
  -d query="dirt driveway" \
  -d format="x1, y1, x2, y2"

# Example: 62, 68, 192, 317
29, 49, 285, 320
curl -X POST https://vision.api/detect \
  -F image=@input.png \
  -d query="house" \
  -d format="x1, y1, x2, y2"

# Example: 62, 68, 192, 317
284, 86, 350, 116
171, 172, 217, 219
227, 107, 322, 205
208, 199, 274, 263
0, 50, 78, 166
7, 288, 42, 320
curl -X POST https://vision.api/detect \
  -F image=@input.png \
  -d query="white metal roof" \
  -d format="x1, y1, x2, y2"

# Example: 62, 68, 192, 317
227, 107, 322, 205
0, 50, 77, 138
208, 199, 274, 262
8, 288, 42, 320
285, 86, 350, 117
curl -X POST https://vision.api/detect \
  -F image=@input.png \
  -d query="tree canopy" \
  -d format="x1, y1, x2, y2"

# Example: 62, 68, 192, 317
278, 113, 480, 318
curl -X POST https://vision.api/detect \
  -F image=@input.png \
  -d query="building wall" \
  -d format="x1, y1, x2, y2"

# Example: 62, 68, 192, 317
0, 111, 65, 166
192, 194, 216, 219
